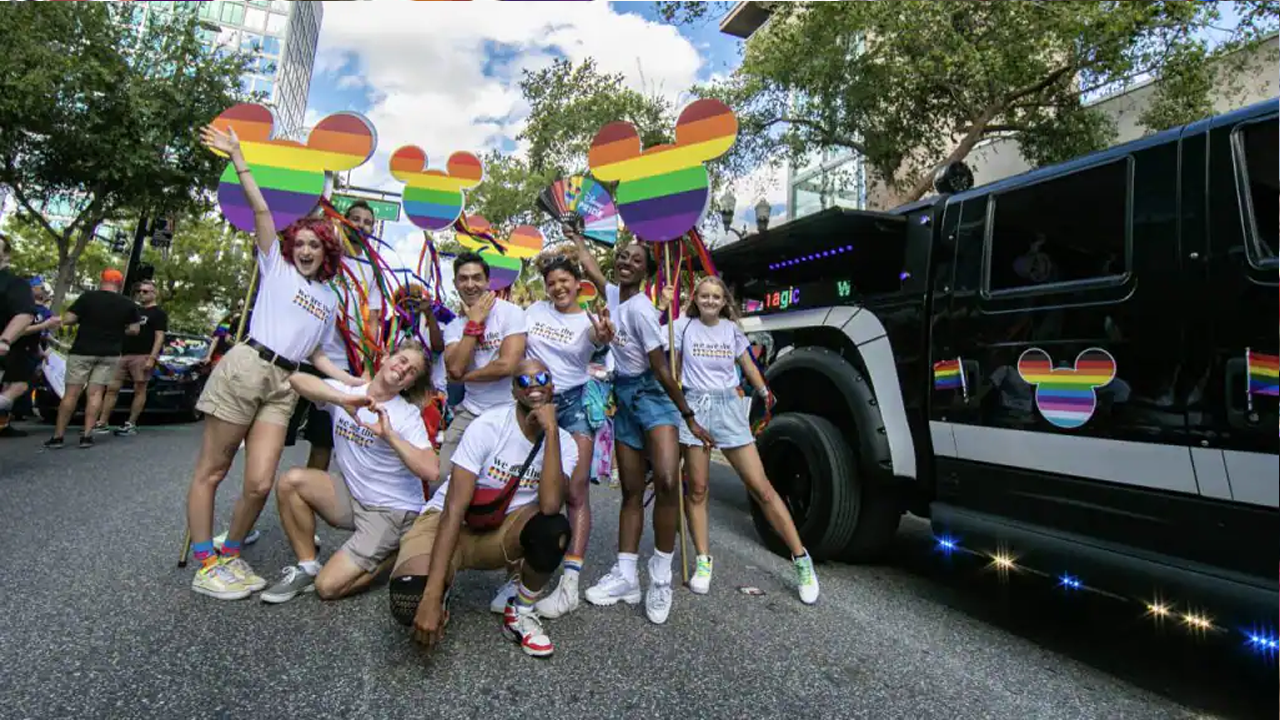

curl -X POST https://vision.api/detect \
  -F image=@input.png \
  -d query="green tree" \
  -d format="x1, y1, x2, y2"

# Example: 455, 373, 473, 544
0, 3, 253, 308
466, 151, 558, 237
142, 215, 255, 333
661, 0, 1279, 204
3, 214, 118, 292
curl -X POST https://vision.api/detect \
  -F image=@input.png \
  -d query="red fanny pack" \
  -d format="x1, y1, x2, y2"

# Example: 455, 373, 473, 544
464, 434, 545, 531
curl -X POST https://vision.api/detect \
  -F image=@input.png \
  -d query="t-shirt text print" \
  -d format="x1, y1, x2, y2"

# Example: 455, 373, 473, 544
332, 412, 377, 449
523, 300, 596, 391
673, 317, 751, 392
247, 240, 338, 363
292, 288, 333, 324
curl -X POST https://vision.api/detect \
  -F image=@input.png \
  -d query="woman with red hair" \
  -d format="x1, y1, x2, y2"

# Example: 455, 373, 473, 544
184, 124, 364, 601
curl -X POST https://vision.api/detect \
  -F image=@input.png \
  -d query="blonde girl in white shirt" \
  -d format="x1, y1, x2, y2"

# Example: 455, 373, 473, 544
674, 275, 819, 605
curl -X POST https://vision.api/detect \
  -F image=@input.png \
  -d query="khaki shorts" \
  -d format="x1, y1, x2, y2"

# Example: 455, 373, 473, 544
195, 343, 298, 426
66, 355, 120, 387
391, 504, 532, 579
114, 355, 151, 385
329, 472, 419, 574
436, 406, 479, 483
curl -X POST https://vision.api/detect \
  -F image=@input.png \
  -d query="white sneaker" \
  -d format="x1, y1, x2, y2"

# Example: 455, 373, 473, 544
191, 560, 251, 601
221, 556, 267, 592
504, 601, 554, 657
689, 555, 713, 595
794, 552, 820, 605
584, 566, 642, 606
534, 575, 579, 619
645, 578, 673, 625
489, 576, 518, 614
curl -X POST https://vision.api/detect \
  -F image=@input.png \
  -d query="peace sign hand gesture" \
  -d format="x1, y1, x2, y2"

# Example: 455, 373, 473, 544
588, 307, 615, 346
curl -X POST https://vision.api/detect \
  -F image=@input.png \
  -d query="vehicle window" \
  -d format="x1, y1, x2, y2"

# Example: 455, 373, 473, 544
987, 159, 1128, 293
165, 337, 210, 359
1237, 117, 1277, 264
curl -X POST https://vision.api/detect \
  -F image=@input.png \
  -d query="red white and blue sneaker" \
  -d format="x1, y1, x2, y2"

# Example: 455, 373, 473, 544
503, 600, 554, 658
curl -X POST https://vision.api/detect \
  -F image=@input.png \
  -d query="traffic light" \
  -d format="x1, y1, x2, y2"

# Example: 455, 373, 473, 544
151, 218, 173, 249
110, 231, 128, 254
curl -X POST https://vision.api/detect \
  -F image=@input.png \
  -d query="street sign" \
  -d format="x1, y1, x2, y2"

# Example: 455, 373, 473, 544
331, 193, 401, 223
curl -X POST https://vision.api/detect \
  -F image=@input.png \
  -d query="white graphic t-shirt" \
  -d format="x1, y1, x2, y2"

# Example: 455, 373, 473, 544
248, 241, 338, 363
442, 298, 527, 415
673, 317, 750, 391
320, 256, 384, 370
606, 282, 666, 379
524, 300, 596, 391
317, 380, 430, 514
425, 405, 578, 516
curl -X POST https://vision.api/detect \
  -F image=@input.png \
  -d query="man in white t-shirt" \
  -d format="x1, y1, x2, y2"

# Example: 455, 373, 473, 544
438, 251, 527, 481
389, 358, 577, 658
259, 340, 438, 604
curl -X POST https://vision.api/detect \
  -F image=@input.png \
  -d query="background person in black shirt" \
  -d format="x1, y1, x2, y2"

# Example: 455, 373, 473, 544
0, 232, 37, 424
97, 279, 168, 436
46, 268, 142, 449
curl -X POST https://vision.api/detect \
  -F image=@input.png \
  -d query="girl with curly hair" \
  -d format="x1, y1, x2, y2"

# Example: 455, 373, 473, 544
184, 124, 364, 601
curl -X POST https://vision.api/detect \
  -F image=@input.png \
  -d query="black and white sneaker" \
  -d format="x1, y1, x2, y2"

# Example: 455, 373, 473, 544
78, 434, 94, 449
43, 436, 65, 450
113, 422, 137, 437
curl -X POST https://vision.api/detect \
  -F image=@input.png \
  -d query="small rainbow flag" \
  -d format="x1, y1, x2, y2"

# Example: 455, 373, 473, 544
933, 358, 964, 392
1246, 348, 1278, 398
577, 280, 599, 311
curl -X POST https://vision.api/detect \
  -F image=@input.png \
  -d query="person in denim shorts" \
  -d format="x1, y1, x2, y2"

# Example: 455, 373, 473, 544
510, 247, 615, 620
574, 238, 711, 626
672, 276, 819, 606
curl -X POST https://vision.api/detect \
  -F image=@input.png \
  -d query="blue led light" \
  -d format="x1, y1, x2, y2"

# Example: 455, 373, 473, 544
934, 535, 959, 556
1244, 628, 1279, 656
1058, 574, 1082, 590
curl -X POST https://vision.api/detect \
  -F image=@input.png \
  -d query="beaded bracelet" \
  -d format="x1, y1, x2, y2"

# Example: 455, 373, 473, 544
463, 321, 486, 338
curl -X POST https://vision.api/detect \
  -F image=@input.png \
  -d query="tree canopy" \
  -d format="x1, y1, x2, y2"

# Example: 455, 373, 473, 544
661, 0, 1278, 204
0, 2, 253, 308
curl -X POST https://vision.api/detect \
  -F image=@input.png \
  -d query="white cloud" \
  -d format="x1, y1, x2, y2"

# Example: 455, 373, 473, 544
312, 0, 709, 274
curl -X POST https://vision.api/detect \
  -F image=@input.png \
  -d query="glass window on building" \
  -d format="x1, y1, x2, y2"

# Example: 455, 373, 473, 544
241, 32, 262, 52
248, 0, 270, 6
261, 36, 281, 56
244, 7, 267, 32
220, 1, 245, 26
176, 1, 202, 14
151, 1, 174, 13
266, 12, 288, 35
259, 56, 277, 75
253, 78, 275, 98
241, 76, 255, 94
791, 177, 825, 220
271, 0, 289, 12
216, 27, 238, 48
198, 1, 219, 20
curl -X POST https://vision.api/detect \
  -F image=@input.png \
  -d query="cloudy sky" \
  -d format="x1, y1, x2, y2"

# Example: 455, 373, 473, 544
304, 0, 784, 272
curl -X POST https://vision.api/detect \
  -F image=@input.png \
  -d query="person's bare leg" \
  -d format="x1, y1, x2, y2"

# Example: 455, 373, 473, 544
306, 446, 332, 471
683, 445, 712, 555
54, 384, 85, 439
226, 420, 288, 542
276, 467, 344, 563
98, 382, 123, 427
645, 425, 682, 554
81, 384, 106, 437
615, 442, 648, 554
723, 444, 805, 556
127, 380, 148, 424
186, 417, 250, 545
314, 551, 391, 600
565, 433, 593, 559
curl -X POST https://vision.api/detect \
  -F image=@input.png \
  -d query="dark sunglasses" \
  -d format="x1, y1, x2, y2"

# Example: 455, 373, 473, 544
515, 371, 551, 389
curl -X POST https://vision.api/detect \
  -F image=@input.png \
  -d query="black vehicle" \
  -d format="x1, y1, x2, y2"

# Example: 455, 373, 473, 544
35, 332, 211, 422
713, 99, 1278, 649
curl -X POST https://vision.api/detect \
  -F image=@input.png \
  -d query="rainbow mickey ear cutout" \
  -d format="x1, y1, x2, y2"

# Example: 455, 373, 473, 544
454, 216, 545, 291
1017, 348, 1117, 429
390, 146, 484, 231
210, 103, 376, 233
588, 98, 738, 243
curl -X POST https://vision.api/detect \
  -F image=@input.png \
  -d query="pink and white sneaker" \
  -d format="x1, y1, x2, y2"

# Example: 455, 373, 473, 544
503, 600, 554, 658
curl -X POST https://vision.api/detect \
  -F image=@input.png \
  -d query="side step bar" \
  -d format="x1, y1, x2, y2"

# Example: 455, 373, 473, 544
930, 503, 1278, 623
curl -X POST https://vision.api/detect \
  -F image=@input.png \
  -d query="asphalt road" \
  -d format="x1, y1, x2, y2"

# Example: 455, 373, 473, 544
0, 418, 1275, 720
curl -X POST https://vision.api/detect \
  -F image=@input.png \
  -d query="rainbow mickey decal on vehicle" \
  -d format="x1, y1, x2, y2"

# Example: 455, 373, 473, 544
1016, 348, 1117, 429
390, 146, 485, 231
209, 103, 377, 233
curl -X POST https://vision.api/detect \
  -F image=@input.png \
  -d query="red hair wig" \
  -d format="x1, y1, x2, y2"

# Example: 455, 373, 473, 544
279, 217, 343, 283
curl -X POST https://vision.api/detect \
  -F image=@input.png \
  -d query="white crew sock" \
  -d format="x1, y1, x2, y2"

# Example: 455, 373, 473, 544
617, 552, 639, 585
299, 560, 322, 576
650, 549, 674, 585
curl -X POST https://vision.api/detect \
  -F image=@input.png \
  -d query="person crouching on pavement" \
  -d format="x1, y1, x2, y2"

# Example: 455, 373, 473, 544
388, 358, 577, 658
258, 339, 438, 604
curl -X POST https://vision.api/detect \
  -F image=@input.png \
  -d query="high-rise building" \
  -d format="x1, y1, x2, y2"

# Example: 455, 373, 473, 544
141, 1, 324, 138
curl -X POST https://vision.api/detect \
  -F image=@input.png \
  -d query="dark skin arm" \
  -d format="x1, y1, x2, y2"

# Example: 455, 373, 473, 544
570, 231, 608, 293
413, 464, 477, 649
532, 404, 564, 514
647, 346, 714, 447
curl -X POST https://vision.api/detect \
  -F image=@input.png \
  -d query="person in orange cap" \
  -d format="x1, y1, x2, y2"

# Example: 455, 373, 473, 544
45, 268, 142, 450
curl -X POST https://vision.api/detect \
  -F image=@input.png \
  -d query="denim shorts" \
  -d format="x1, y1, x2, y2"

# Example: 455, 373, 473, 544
678, 388, 754, 449
554, 384, 591, 437
613, 371, 680, 450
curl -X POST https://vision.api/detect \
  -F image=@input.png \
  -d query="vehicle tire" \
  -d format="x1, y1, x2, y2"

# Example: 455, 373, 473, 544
751, 412, 859, 561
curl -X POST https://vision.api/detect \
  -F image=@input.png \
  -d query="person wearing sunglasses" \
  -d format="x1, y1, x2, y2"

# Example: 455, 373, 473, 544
480, 248, 615, 621
389, 358, 578, 658
572, 234, 712, 626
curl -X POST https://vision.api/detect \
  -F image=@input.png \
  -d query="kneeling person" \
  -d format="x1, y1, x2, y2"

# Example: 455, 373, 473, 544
262, 341, 438, 604
388, 359, 577, 658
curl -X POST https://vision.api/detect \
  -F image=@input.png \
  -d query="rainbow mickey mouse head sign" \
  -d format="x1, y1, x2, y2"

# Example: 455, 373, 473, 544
1016, 348, 1117, 429
588, 98, 738, 243
390, 146, 485, 232
209, 103, 377, 233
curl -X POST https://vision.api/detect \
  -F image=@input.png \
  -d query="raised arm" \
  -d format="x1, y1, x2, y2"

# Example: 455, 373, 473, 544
200, 124, 276, 255
570, 231, 608, 293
